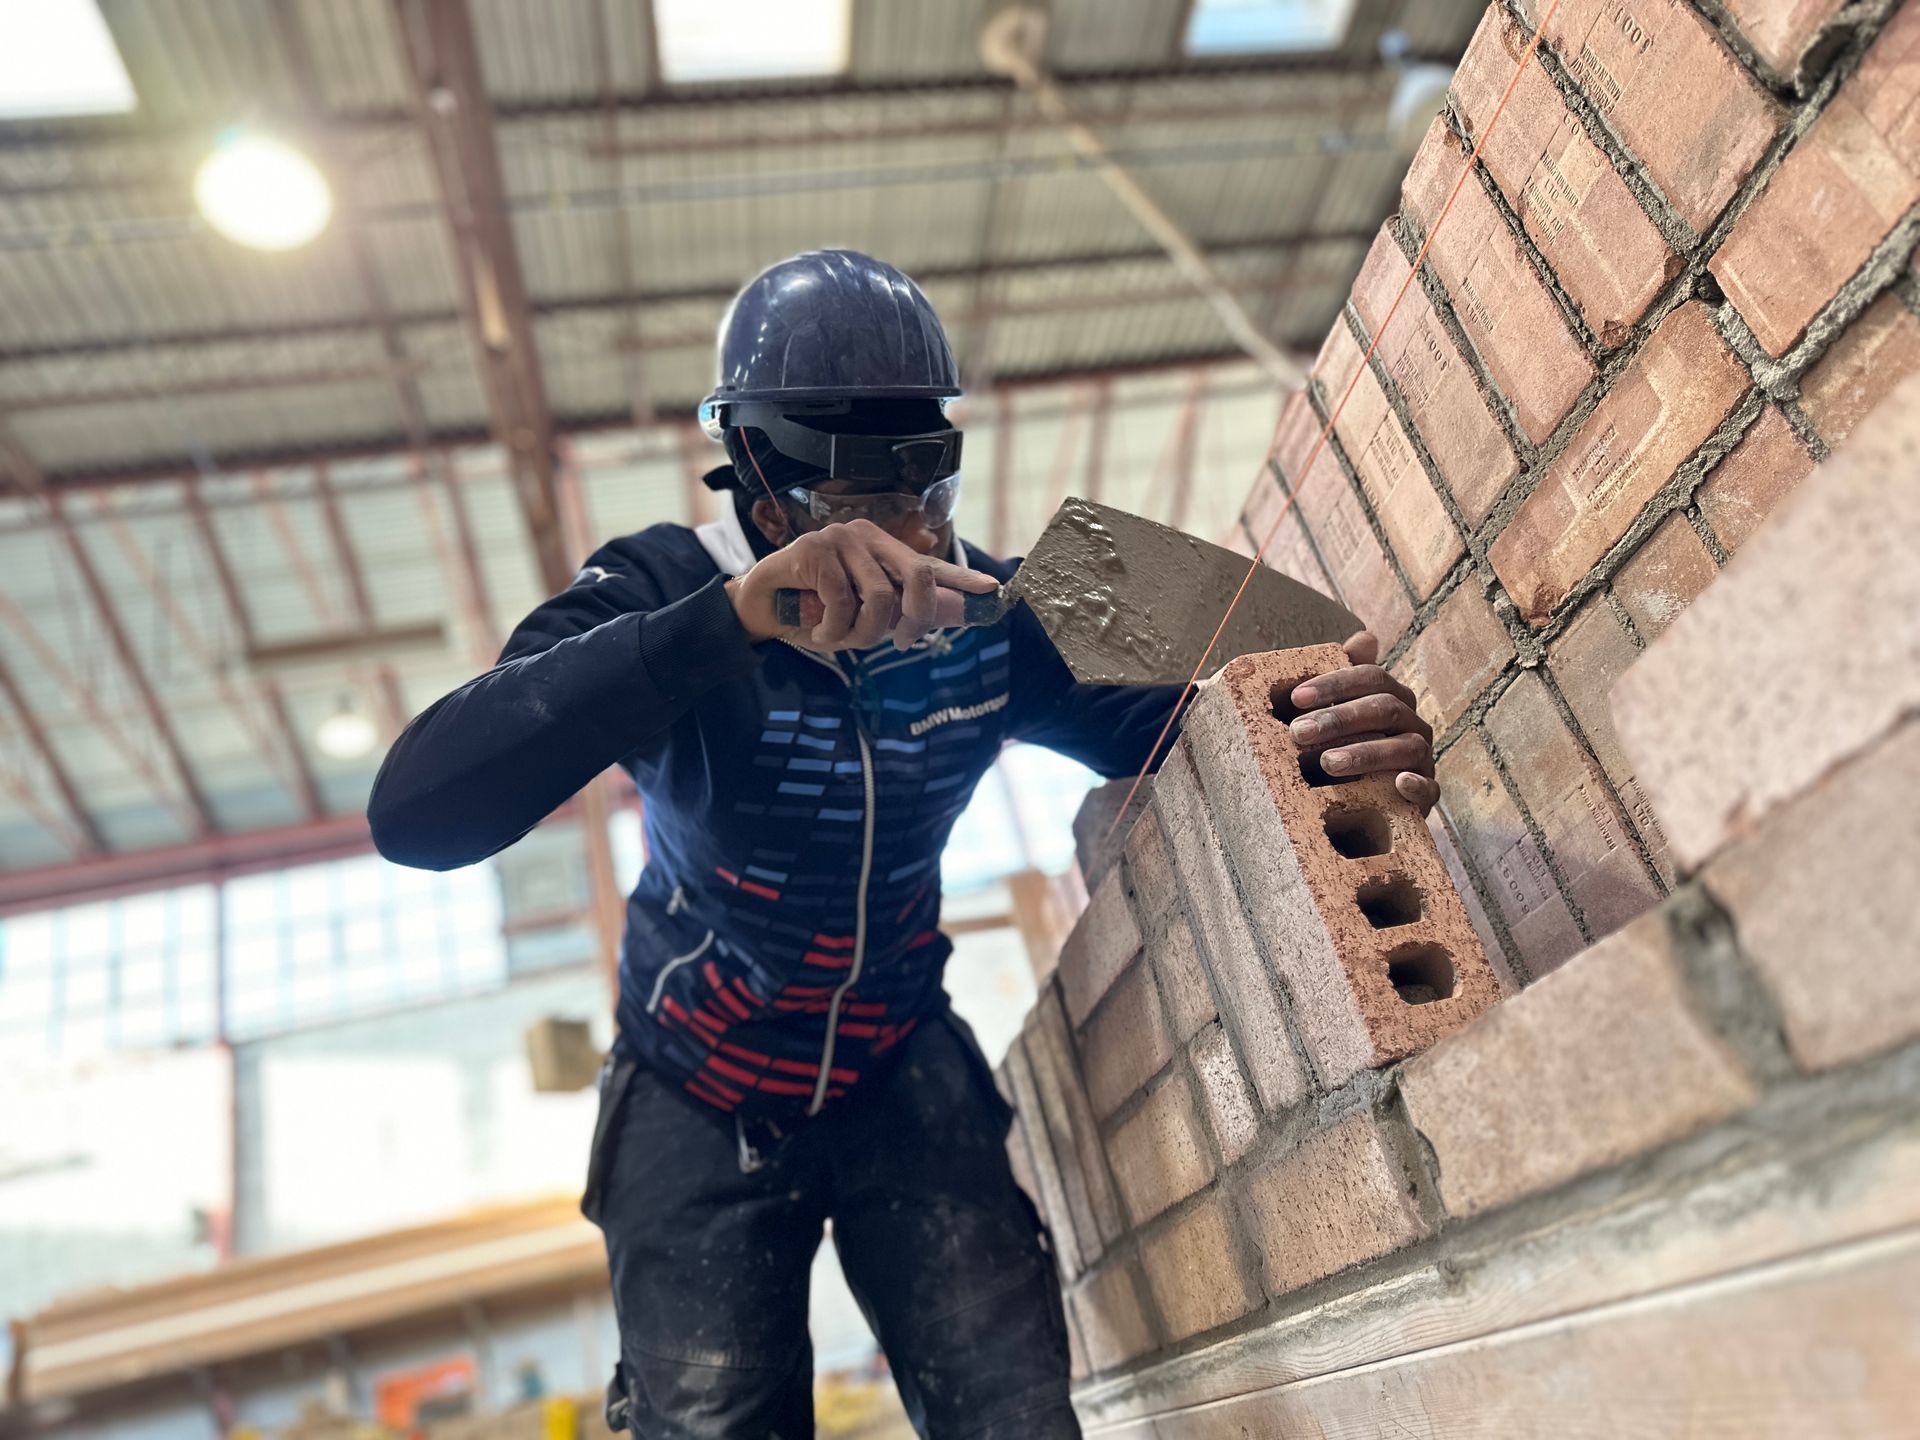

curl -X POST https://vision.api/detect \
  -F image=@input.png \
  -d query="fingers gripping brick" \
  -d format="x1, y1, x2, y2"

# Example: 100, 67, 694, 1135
1180, 644, 1500, 1086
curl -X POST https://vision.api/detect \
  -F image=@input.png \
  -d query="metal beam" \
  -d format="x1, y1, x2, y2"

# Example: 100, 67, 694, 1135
311, 464, 410, 740
181, 478, 326, 821
991, 391, 1015, 557
0, 423, 214, 838
393, 0, 572, 594
1083, 377, 1114, 504
0, 653, 103, 855
980, 7, 1305, 387
4, 361, 424, 413
0, 232, 1374, 365
1166, 367, 1210, 533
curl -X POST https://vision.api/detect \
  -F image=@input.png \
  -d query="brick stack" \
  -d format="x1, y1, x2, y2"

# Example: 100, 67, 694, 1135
1222, 0, 1920, 984
1005, 374, 1920, 1433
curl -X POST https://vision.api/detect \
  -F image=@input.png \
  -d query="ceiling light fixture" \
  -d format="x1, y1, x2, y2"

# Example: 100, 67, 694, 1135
193, 131, 333, 251
314, 694, 378, 761
654, 0, 850, 83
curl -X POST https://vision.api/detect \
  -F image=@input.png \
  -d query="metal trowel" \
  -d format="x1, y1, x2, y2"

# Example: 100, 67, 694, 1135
774, 496, 1361, 685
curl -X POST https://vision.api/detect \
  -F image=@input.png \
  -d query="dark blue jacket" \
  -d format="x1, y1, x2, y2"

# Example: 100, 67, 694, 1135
368, 511, 1180, 1118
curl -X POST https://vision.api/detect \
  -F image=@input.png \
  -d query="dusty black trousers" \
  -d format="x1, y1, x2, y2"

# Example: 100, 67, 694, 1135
581, 1009, 1080, 1440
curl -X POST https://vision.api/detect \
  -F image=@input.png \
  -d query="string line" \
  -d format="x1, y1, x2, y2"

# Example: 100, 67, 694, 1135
1098, 0, 1566, 847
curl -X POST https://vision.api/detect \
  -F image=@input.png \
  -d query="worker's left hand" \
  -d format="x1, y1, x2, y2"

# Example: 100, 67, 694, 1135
1282, 632, 1438, 814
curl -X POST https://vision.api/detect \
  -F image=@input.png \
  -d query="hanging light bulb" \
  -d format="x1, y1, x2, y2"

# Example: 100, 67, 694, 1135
194, 130, 333, 251
314, 693, 378, 760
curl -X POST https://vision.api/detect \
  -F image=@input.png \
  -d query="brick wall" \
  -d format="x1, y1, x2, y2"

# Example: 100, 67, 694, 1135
1003, 374, 1919, 1431
997, 1, 1920, 1426
1226, 0, 1920, 984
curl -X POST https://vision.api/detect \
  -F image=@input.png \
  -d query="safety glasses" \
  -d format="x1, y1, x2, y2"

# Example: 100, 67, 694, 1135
783, 473, 962, 530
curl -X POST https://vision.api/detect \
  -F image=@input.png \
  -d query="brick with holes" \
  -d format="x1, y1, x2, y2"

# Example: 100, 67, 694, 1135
1179, 644, 1501, 1087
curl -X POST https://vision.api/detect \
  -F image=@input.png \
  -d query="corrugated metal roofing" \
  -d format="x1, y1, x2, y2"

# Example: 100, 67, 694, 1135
0, 0, 1483, 881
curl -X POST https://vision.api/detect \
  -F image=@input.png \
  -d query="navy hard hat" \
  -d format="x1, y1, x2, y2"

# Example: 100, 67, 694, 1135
700, 249, 963, 421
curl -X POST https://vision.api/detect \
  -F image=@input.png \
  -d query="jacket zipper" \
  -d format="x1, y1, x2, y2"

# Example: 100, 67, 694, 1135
777, 640, 878, 1115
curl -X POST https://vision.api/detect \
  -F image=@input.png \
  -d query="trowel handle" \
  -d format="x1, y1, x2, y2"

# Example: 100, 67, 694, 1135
773, 587, 1006, 630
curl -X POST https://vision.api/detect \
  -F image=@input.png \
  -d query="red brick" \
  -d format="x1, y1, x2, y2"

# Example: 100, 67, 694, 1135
1436, 730, 1586, 977
1798, 291, 1920, 446
1612, 374, 1920, 870
1312, 323, 1466, 598
1549, 597, 1676, 881
1244, 468, 1332, 594
1057, 868, 1144, 1027
1242, 1111, 1429, 1297
1072, 1259, 1156, 1373
1079, 960, 1174, 1121
1153, 746, 1311, 1110
1139, 1192, 1259, 1341
1402, 117, 1597, 444
1703, 723, 1920, 1071
1153, 911, 1216, 1045
1190, 1020, 1259, 1164
1180, 647, 1501, 1086
1401, 903, 1757, 1218
1106, 1070, 1214, 1226
1612, 513, 1719, 641
1425, 809, 1520, 996
1695, 405, 1816, 554
1721, 0, 1848, 76
1028, 989, 1126, 1262
1710, 4, 1920, 355
1276, 389, 1415, 649
1392, 583, 1515, 733
1453, 8, 1679, 345
1002, 1037, 1084, 1275
1519, 0, 1782, 232
1489, 302, 1747, 625
1486, 671, 1661, 939
1349, 227, 1520, 526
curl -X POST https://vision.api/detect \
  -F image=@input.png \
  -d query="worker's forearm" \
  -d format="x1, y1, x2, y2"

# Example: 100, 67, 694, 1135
368, 578, 760, 870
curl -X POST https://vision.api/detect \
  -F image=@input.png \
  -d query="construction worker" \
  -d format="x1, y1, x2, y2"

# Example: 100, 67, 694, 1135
368, 249, 1438, 1439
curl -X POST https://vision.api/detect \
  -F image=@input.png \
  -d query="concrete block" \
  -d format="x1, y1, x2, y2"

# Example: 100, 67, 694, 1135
1392, 583, 1515, 733
1798, 291, 1920, 447
1402, 116, 1595, 445
1123, 806, 1180, 931
1032, 985, 1126, 1252
1074, 777, 1151, 892
1489, 302, 1747, 626
1106, 1071, 1214, 1227
1695, 405, 1815, 555
1611, 514, 1718, 643
1703, 722, 1920, 1072
1518, 0, 1781, 232
1152, 911, 1216, 1045
1452, 6, 1677, 345
1080, 959, 1175, 1121
1072, 1258, 1156, 1373
1612, 373, 1920, 871
1190, 1021, 1259, 1165
1058, 868, 1144, 1027
1710, 2, 1920, 354
1181, 646, 1501, 1086
1001, 1035, 1082, 1275
1402, 903, 1758, 1218
1486, 670, 1662, 939
1311, 322, 1465, 598
1349, 225, 1518, 527
1153, 745, 1310, 1110
1138, 1192, 1259, 1342
1435, 729, 1586, 978
1243, 1111, 1429, 1297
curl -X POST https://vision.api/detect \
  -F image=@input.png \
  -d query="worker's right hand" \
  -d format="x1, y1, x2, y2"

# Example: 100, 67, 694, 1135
726, 519, 1001, 652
